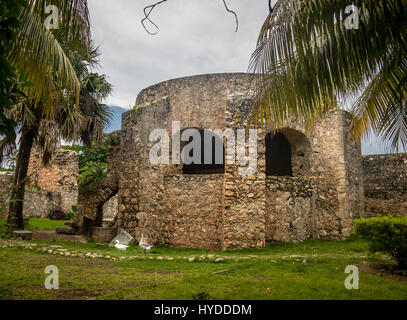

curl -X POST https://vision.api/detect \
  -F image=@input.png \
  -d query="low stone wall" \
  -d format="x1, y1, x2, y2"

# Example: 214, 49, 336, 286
265, 177, 313, 242
23, 189, 61, 217
362, 153, 407, 216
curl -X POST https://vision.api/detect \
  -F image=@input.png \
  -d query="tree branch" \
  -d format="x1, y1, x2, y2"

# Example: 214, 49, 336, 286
141, 0, 168, 35
269, 0, 274, 13
142, 0, 239, 35
222, 0, 238, 32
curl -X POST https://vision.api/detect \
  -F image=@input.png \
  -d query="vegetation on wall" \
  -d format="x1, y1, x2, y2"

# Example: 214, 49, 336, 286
62, 133, 111, 187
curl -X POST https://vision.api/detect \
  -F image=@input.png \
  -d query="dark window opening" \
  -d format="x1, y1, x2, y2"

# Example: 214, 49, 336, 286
182, 129, 225, 174
266, 132, 293, 176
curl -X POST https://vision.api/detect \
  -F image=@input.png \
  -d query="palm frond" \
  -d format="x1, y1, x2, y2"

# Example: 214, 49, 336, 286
249, 0, 407, 147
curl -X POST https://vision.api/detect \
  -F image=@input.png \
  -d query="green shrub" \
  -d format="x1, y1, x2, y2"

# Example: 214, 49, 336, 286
354, 215, 407, 268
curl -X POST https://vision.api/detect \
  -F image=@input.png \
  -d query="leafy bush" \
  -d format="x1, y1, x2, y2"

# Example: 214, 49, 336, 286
62, 134, 110, 187
78, 162, 107, 187
354, 215, 407, 268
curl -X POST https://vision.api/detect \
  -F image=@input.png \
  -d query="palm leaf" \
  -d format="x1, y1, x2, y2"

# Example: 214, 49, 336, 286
249, 0, 407, 148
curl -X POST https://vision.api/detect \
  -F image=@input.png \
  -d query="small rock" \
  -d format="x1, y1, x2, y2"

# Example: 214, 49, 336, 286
188, 257, 195, 262
302, 259, 308, 265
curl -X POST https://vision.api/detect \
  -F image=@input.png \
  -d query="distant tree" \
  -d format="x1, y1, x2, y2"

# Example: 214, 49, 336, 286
62, 133, 110, 187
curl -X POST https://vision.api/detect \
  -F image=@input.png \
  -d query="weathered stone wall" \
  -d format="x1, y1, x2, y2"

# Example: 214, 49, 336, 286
309, 110, 364, 239
118, 73, 365, 249
28, 147, 78, 192
23, 189, 61, 217
265, 177, 313, 242
362, 153, 407, 216
223, 92, 266, 249
75, 131, 121, 231
27, 147, 78, 214
163, 175, 224, 249
102, 194, 119, 226
118, 74, 258, 247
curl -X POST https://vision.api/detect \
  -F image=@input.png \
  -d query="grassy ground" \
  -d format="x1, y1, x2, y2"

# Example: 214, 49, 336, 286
0, 233, 406, 300
0, 217, 67, 235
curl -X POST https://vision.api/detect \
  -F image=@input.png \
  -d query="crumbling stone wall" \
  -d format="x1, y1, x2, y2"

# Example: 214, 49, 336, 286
27, 147, 78, 214
23, 189, 61, 217
75, 131, 121, 232
1, 147, 79, 218
28, 147, 78, 192
118, 73, 364, 250
265, 177, 313, 242
362, 153, 407, 216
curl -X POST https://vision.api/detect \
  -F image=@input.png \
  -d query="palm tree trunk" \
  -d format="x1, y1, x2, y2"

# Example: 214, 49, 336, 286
7, 124, 35, 230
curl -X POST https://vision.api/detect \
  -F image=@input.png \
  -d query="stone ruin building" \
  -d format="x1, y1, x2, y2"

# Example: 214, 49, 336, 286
2, 73, 407, 250
0, 147, 78, 218
113, 73, 364, 250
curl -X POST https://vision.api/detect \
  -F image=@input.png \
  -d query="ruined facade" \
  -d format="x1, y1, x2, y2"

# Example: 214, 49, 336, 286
0, 147, 79, 218
362, 153, 407, 216
3, 73, 406, 249
74, 131, 121, 234
116, 73, 365, 250
27, 147, 79, 215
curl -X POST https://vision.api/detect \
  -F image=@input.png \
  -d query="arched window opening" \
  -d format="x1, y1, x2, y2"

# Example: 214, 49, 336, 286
266, 132, 293, 176
182, 129, 225, 174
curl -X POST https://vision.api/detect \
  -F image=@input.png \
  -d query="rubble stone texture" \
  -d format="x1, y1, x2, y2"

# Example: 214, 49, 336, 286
1, 148, 78, 217
117, 73, 365, 250
362, 153, 407, 216
74, 131, 121, 231
2, 73, 407, 249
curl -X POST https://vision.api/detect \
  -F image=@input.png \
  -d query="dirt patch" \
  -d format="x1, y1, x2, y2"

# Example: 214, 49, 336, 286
356, 261, 407, 284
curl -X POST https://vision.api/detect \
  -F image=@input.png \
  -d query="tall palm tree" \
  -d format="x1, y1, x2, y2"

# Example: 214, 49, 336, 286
249, 1, 407, 150
4, 45, 112, 230
3, 0, 93, 230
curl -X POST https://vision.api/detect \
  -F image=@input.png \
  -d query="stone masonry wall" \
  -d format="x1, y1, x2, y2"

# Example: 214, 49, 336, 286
163, 175, 224, 249
23, 189, 61, 217
223, 92, 266, 249
265, 177, 313, 242
28, 147, 78, 192
362, 153, 407, 216
75, 132, 120, 230
27, 147, 78, 214
118, 73, 365, 249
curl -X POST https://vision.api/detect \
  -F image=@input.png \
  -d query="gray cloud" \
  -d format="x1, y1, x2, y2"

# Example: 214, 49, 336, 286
88, 0, 273, 107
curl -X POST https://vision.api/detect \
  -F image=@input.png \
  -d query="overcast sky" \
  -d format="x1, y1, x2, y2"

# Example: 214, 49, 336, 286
87, 0, 274, 108
86, 0, 395, 155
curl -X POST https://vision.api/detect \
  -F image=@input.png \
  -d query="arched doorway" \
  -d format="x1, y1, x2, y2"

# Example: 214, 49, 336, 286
181, 128, 225, 174
266, 132, 293, 176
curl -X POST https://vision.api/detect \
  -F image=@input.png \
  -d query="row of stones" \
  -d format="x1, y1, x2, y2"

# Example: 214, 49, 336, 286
0, 240, 259, 263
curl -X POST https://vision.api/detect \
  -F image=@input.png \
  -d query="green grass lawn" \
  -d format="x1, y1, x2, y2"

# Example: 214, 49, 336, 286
0, 217, 67, 235
0, 234, 406, 300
